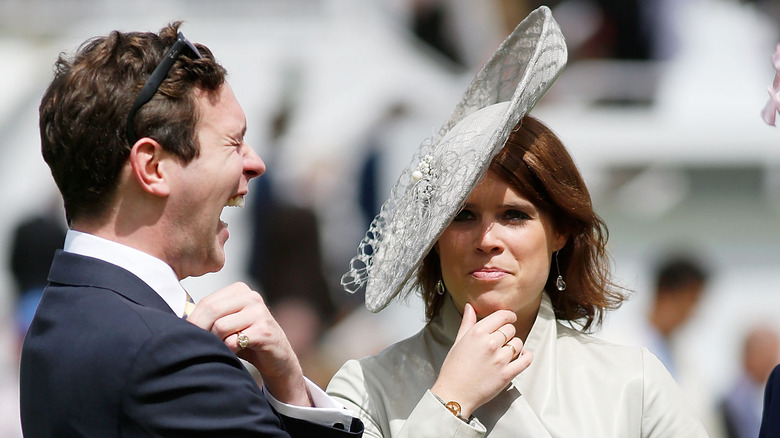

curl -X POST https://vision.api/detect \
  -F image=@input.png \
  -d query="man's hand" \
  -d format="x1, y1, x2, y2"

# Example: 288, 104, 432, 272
186, 282, 312, 407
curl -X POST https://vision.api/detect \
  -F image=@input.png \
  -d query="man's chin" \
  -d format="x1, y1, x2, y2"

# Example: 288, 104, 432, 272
205, 253, 227, 276
180, 252, 226, 279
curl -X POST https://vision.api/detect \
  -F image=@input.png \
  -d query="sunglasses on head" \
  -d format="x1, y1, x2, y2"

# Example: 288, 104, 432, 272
125, 31, 203, 144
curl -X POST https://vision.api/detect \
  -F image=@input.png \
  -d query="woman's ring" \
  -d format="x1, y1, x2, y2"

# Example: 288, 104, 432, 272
237, 332, 250, 349
504, 343, 517, 358
496, 328, 509, 345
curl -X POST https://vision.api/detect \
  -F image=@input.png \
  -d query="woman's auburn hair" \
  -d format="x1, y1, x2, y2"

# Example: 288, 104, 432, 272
415, 115, 626, 332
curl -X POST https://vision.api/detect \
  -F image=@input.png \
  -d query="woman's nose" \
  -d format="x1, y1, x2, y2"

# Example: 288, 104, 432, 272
475, 222, 503, 253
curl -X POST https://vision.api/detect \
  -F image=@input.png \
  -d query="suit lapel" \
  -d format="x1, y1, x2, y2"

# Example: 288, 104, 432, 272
47, 250, 174, 314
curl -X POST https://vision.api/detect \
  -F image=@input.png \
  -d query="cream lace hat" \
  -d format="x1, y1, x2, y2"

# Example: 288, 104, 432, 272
341, 6, 568, 312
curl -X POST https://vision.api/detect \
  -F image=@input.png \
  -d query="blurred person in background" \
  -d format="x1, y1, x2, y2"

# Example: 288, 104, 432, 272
327, 7, 707, 437
520, 0, 674, 61
761, 368, 780, 437
409, 0, 467, 68
758, 41, 780, 438
612, 252, 719, 435
643, 255, 710, 378
719, 326, 780, 438
19, 22, 362, 437
8, 209, 66, 348
246, 88, 340, 388
744, 0, 780, 31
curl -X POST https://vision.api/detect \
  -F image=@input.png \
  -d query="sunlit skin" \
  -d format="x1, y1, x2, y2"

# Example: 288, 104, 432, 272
164, 83, 265, 279
436, 170, 566, 342
71, 83, 265, 281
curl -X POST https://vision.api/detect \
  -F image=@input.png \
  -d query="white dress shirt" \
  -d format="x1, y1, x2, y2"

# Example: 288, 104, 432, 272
64, 230, 188, 316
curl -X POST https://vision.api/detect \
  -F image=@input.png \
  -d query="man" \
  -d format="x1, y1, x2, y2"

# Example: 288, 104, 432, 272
760, 365, 780, 437
603, 253, 717, 433
19, 23, 362, 437
644, 255, 709, 377
721, 326, 780, 438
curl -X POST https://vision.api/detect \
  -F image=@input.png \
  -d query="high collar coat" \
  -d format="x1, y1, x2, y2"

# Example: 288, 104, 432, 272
327, 293, 708, 437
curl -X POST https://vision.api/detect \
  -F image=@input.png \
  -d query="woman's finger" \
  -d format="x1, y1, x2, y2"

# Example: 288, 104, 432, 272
455, 303, 478, 343
475, 309, 517, 334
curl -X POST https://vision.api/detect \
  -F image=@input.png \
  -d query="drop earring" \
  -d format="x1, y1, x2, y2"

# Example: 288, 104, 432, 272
554, 251, 566, 291
436, 279, 446, 295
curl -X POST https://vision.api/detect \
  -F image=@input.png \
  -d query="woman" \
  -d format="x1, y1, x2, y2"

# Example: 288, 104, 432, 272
759, 42, 780, 438
327, 7, 708, 438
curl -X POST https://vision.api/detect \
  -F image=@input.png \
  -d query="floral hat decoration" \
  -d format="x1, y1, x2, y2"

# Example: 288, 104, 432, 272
341, 6, 568, 312
761, 43, 780, 126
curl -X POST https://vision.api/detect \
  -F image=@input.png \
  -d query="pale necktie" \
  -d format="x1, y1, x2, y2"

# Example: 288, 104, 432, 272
182, 292, 196, 319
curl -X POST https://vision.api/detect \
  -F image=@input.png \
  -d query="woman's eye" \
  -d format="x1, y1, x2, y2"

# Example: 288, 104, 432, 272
504, 209, 529, 221
453, 209, 475, 222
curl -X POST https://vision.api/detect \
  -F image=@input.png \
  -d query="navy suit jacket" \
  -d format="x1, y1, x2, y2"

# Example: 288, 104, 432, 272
20, 251, 362, 437
760, 364, 780, 438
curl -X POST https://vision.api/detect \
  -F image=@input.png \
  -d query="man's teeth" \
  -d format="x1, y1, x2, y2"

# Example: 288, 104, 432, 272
226, 195, 245, 207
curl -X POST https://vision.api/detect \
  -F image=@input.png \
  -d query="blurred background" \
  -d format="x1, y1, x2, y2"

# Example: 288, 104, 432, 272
1, 0, 780, 436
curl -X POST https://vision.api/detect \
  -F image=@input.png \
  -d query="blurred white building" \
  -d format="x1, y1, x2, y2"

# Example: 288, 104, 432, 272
0, 1, 778, 437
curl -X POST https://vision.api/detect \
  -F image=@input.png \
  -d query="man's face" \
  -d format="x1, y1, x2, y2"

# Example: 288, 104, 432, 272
165, 83, 264, 279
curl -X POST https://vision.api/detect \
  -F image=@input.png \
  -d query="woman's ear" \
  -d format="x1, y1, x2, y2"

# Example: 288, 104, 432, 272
128, 138, 171, 197
552, 232, 568, 253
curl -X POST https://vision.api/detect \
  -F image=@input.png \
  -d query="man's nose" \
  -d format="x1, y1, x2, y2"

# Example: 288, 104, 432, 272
242, 143, 265, 180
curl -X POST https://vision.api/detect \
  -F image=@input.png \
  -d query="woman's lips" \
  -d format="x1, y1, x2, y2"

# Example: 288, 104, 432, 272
470, 268, 508, 280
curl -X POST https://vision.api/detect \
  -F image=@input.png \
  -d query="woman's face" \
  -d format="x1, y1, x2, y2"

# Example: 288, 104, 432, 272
436, 170, 566, 321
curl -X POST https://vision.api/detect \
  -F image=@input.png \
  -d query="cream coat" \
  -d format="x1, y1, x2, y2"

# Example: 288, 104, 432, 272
328, 293, 709, 437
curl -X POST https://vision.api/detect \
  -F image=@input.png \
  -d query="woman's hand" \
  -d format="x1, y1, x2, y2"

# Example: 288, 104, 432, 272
431, 303, 533, 418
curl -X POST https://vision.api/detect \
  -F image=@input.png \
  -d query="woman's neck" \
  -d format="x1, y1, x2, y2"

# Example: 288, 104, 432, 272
513, 295, 543, 343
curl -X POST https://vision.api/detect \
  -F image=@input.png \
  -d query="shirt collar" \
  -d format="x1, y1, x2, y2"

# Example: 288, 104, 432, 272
63, 230, 188, 317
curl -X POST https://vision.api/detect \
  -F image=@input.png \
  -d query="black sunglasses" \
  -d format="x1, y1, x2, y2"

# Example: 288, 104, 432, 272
125, 31, 203, 144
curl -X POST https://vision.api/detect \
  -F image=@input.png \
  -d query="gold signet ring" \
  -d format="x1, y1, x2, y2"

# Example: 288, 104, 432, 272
237, 332, 250, 349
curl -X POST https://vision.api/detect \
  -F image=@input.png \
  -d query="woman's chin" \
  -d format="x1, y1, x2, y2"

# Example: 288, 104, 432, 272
468, 291, 542, 319
469, 300, 516, 318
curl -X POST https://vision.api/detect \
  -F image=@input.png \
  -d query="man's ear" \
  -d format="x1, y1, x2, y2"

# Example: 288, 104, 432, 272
128, 139, 171, 197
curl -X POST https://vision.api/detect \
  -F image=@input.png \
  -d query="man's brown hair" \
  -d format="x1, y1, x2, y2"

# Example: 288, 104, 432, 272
40, 22, 226, 224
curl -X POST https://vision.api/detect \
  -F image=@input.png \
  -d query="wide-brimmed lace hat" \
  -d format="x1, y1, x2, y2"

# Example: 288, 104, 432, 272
341, 6, 568, 312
